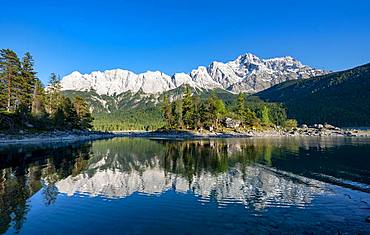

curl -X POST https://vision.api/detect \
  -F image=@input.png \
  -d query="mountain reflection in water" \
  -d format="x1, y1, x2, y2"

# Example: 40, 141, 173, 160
0, 137, 369, 234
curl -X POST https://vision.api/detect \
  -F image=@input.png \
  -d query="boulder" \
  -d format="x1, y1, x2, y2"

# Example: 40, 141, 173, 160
324, 124, 336, 130
301, 124, 308, 129
312, 124, 324, 129
224, 118, 241, 129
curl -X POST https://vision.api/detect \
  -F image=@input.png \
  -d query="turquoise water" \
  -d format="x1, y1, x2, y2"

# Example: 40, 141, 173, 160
0, 137, 369, 234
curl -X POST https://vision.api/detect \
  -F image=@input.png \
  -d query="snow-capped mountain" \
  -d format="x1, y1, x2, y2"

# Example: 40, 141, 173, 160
61, 70, 175, 95
61, 53, 328, 96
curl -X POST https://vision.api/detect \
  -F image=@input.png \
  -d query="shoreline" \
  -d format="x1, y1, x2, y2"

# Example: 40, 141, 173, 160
0, 130, 116, 146
1, 127, 369, 146
117, 128, 370, 139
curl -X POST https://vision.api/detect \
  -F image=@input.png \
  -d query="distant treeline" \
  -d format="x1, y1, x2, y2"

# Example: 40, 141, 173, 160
161, 86, 296, 131
0, 49, 93, 132
89, 86, 298, 132
93, 108, 165, 131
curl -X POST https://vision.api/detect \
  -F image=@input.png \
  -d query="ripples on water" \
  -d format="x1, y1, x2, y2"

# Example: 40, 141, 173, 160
0, 137, 369, 234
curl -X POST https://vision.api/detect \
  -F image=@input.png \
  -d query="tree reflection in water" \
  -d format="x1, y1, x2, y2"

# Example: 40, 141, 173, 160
0, 137, 369, 233
0, 143, 92, 233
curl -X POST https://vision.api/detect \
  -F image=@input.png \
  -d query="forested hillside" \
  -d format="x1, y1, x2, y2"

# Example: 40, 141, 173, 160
257, 63, 370, 127
63, 86, 238, 131
65, 86, 293, 131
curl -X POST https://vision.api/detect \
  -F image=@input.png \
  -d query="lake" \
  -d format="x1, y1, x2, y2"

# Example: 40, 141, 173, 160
0, 137, 369, 234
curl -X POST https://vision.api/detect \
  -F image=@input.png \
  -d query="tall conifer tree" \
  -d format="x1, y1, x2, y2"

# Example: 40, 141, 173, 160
182, 86, 193, 128
21, 52, 37, 110
162, 94, 172, 128
46, 73, 62, 114
74, 96, 93, 129
0, 49, 22, 112
31, 79, 47, 117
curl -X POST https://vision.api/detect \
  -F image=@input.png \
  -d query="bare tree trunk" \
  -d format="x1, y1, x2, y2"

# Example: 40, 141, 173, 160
7, 75, 11, 112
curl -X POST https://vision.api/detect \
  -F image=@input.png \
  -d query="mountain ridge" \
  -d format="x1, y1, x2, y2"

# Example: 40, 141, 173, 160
256, 63, 370, 126
61, 53, 328, 96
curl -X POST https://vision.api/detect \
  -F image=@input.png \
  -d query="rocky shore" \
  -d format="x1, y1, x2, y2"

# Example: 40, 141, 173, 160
0, 130, 116, 146
117, 124, 370, 139
249, 124, 370, 138
0, 124, 369, 146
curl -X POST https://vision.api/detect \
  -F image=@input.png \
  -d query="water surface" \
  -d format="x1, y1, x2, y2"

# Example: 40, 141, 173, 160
1, 137, 369, 234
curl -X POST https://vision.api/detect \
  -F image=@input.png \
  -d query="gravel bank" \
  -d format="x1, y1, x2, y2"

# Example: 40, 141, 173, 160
0, 130, 116, 146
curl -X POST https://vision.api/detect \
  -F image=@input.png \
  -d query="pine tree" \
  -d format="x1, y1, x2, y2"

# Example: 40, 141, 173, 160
268, 104, 287, 126
235, 93, 260, 128
53, 108, 65, 129
198, 102, 207, 130
236, 93, 245, 117
261, 106, 271, 126
182, 86, 193, 129
31, 79, 47, 117
46, 73, 62, 115
0, 79, 6, 110
74, 96, 93, 129
243, 107, 258, 127
20, 52, 37, 111
53, 97, 78, 129
172, 100, 183, 129
162, 94, 172, 129
203, 94, 217, 129
0, 64, 6, 110
0, 49, 22, 112
214, 98, 227, 128
192, 96, 201, 129
63, 97, 78, 129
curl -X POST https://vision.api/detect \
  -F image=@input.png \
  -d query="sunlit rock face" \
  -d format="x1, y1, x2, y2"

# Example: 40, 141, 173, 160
56, 156, 325, 209
61, 53, 327, 95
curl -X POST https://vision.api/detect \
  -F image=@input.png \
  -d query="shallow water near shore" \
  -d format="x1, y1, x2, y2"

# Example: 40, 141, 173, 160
1, 137, 369, 234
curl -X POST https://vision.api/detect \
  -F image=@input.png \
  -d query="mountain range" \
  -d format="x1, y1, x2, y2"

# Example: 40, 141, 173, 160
60, 52, 370, 127
60, 53, 328, 95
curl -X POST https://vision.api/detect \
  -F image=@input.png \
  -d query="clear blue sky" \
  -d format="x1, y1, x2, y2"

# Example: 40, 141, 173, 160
1, 0, 369, 84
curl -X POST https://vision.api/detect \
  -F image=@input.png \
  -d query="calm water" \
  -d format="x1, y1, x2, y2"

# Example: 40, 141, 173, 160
0, 137, 370, 234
